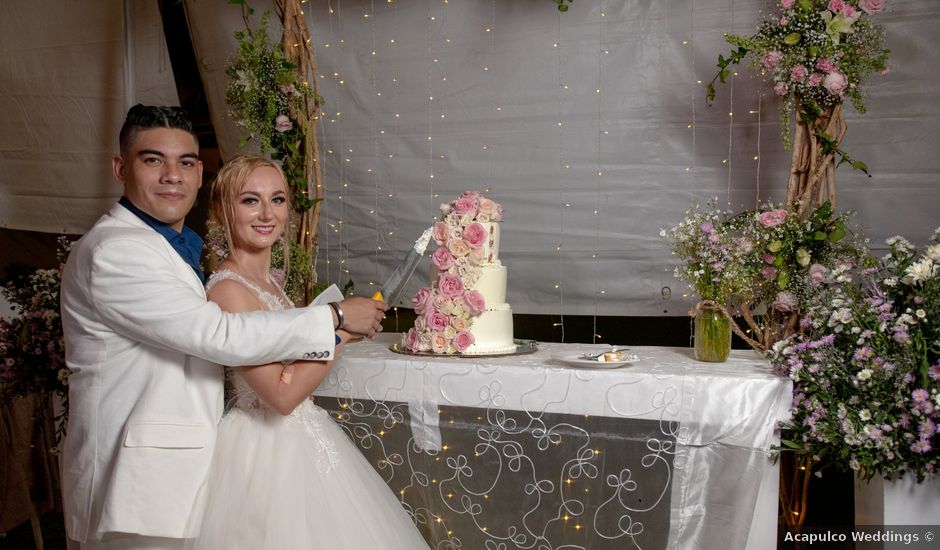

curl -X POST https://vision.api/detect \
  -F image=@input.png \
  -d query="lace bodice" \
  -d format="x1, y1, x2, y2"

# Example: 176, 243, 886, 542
206, 268, 338, 472
206, 269, 293, 311
207, 269, 294, 412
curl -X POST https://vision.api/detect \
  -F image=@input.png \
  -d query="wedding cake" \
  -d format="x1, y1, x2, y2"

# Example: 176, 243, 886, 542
404, 191, 515, 355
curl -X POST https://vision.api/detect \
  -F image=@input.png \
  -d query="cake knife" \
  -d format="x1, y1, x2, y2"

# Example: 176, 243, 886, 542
371, 226, 435, 305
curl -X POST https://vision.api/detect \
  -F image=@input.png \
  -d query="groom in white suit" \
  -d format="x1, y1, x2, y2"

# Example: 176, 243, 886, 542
60, 105, 387, 550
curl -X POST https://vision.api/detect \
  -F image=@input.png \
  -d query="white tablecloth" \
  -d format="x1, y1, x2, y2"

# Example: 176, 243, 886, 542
314, 335, 792, 549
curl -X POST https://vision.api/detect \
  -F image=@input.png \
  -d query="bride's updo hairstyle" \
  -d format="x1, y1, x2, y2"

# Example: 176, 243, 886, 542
209, 154, 290, 254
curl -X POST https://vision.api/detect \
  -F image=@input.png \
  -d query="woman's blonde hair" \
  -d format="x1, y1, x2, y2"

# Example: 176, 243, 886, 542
209, 154, 290, 261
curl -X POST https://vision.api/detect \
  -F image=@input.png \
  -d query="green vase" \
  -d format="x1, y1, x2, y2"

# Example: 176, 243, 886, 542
693, 307, 731, 362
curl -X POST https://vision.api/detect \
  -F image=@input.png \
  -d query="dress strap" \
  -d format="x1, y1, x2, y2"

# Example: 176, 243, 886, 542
206, 269, 292, 311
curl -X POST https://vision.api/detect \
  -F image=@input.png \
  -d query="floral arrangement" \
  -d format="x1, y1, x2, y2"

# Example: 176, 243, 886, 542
707, 0, 890, 154
405, 192, 503, 354
770, 228, 940, 481
729, 201, 863, 313
226, 8, 316, 210
224, 2, 326, 303
664, 200, 865, 350
662, 199, 750, 304
0, 237, 71, 441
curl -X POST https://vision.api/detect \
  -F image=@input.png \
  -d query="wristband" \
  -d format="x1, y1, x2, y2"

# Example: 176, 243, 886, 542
328, 301, 344, 330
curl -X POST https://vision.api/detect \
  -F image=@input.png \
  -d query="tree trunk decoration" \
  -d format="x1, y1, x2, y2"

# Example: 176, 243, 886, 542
786, 103, 846, 220
276, 0, 324, 303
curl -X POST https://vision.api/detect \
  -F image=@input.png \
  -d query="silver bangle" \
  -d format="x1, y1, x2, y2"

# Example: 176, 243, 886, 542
328, 302, 344, 330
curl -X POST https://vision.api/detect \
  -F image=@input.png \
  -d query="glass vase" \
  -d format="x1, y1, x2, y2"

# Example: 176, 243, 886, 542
693, 306, 731, 362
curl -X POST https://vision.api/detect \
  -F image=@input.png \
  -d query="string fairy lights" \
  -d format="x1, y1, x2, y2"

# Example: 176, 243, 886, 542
591, 1, 607, 343
554, 10, 566, 342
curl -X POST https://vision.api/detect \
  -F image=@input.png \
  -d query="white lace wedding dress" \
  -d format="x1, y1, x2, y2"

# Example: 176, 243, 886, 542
188, 270, 428, 549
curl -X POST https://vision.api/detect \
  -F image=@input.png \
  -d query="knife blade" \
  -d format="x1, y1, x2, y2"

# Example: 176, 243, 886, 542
373, 226, 435, 305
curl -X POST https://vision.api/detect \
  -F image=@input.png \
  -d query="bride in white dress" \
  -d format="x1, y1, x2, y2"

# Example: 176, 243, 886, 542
189, 154, 428, 549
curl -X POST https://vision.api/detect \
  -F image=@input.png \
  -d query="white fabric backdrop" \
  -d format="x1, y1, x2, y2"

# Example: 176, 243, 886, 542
2, 1, 937, 316
184, 0, 940, 315
0, 0, 179, 234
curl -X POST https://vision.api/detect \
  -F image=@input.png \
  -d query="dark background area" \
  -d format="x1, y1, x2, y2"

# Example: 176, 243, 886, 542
0, 2, 856, 548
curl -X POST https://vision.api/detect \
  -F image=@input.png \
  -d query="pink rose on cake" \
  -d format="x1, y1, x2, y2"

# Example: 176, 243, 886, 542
426, 310, 451, 332
433, 294, 455, 315
469, 247, 484, 265
448, 239, 471, 258
433, 247, 456, 270
433, 222, 449, 245
431, 333, 449, 353
438, 273, 465, 297
405, 328, 420, 351
451, 317, 470, 331
461, 190, 481, 201
453, 331, 475, 353
463, 223, 487, 249
453, 196, 478, 218
462, 290, 486, 315
457, 262, 480, 283
412, 287, 433, 314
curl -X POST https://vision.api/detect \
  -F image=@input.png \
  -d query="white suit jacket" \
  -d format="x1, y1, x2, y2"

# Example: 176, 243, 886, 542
60, 203, 335, 542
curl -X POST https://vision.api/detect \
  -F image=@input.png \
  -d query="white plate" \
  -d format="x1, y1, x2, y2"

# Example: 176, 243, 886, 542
550, 351, 640, 369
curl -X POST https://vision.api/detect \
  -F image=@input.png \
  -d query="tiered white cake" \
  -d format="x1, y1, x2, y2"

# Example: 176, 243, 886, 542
456, 222, 514, 354
405, 192, 514, 355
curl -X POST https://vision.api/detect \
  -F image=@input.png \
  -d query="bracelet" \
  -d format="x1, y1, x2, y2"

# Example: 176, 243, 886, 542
328, 302, 344, 330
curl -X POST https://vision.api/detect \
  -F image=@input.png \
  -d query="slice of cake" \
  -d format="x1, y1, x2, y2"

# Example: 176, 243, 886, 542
405, 191, 514, 355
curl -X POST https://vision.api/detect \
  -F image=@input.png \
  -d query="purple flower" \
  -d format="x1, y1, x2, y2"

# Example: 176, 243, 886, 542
912, 439, 932, 454
929, 363, 940, 381
919, 419, 937, 438
912, 389, 930, 403
852, 347, 873, 363
700, 221, 714, 233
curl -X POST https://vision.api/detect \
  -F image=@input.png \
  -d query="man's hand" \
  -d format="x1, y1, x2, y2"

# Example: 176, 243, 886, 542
337, 297, 387, 338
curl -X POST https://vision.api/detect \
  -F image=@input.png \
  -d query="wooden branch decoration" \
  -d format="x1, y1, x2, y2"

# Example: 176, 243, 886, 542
276, 0, 325, 301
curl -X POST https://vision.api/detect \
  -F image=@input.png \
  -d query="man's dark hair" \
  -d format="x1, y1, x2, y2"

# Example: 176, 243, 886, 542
118, 104, 198, 153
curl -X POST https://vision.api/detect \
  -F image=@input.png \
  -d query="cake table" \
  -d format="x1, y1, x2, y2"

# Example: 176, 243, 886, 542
313, 334, 790, 550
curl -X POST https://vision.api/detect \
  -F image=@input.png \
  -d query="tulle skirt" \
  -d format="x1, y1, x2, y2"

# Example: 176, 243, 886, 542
187, 401, 428, 549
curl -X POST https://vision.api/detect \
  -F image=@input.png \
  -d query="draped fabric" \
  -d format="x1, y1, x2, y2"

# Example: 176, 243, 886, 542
182, 0, 940, 315
1, 1, 938, 314
313, 336, 791, 549
0, 0, 179, 235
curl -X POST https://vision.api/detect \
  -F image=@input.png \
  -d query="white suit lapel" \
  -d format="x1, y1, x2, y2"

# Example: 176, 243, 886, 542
109, 203, 207, 297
